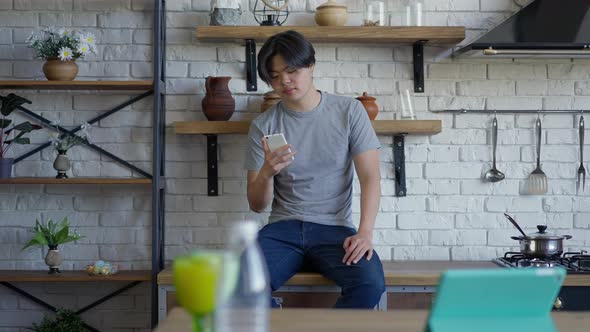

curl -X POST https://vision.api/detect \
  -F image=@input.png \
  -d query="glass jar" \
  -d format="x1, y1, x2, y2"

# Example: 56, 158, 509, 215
363, 0, 386, 26
389, 0, 424, 26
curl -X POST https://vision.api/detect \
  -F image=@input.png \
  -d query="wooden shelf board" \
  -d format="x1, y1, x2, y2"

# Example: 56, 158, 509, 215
0, 270, 151, 282
0, 178, 152, 185
0, 80, 153, 90
158, 261, 590, 287
174, 120, 442, 135
174, 121, 251, 134
196, 26, 465, 44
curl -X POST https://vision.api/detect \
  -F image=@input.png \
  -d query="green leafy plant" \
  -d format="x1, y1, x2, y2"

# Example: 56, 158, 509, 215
22, 217, 84, 250
30, 309, 86, 332
0, 93, 42, 159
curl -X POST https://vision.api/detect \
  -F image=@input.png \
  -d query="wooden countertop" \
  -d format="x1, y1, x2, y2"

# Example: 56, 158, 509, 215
157, 261, 590, 287
155, 307, 590, 332
0, 270, 151, 282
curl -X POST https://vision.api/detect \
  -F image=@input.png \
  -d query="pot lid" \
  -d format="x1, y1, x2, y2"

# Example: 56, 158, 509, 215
317, 0, 346, 9
356, 92, 375, 101
524, 225, 568, 240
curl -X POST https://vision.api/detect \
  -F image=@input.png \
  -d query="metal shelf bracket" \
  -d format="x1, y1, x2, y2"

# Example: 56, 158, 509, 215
413, 40, 427, 93
393, 134, 407, 197
207, 135, 219, 196
244, 39, 428, 93
245, 39, 257, 91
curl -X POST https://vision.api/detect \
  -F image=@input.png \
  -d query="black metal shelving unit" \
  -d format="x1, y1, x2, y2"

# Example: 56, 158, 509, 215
0, 1, 166, 329
151, 0, 166, 328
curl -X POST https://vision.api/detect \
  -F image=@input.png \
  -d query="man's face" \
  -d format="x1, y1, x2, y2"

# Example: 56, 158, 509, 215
268, 54, 314, 104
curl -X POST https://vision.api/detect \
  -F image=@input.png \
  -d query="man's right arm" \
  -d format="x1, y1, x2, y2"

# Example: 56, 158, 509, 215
247, 139, 296, 213
247, 170, 274, 213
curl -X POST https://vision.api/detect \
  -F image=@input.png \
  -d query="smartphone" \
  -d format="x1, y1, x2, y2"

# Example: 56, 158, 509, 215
264, 133, 294, 160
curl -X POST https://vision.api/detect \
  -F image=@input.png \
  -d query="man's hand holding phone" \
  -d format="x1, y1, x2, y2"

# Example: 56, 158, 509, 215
261, 133, 296, 177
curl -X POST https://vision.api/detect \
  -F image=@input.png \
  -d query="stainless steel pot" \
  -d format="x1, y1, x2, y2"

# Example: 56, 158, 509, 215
504, 213, 572, 258
511, 225, 572, 257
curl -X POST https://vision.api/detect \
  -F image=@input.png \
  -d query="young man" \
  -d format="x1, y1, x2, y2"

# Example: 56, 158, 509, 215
244, 30, 384, 309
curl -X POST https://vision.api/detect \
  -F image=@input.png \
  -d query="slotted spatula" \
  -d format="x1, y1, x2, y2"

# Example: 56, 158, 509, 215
527, 117, 548, 194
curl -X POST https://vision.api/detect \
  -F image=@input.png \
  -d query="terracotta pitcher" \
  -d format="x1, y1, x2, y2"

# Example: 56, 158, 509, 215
356, 92, 379, 120
201, 76, 235, 121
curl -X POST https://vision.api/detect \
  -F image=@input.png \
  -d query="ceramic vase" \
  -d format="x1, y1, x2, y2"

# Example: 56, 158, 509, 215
356, 92, 379, 120
45, 245, 62, 274
315, 0, 348, 26
42, 58, 78, 81
201, 76, 235, 121
0, 158, 14, 179
53, 150, 70, 179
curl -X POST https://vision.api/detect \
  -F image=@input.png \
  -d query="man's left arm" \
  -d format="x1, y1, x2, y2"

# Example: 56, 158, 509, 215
342, 149, 381, 265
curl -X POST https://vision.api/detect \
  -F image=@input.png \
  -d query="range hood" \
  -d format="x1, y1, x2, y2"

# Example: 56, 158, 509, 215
455, 0, 590, 57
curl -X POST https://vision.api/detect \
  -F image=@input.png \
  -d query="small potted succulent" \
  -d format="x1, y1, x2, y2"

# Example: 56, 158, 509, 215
22, 217, 84, 274
26, 27, 97, 81
0, 93, 42, 178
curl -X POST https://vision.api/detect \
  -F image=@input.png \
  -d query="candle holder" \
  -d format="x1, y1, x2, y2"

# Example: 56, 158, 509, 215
253, 0, 289, 26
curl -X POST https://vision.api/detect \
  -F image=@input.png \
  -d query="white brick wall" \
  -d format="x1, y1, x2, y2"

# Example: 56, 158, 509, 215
1, 0, 590, 329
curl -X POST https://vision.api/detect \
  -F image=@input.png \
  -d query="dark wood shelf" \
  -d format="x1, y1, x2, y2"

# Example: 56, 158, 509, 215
196, 26, 465, 44
0, 270, 151, 282
174, 120, 442, 135
0, 178, 152, 185
0, 80, 153, 90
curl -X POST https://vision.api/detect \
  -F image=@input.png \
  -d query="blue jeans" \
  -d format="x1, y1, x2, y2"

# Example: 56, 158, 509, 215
258, 220, 385, 309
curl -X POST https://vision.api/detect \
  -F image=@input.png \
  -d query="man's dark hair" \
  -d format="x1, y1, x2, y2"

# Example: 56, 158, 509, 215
257, 30, 316, 85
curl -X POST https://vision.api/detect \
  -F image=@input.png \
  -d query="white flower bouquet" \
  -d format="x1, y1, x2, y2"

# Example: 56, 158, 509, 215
26, 27, 96, 61
49, 121, 92, 153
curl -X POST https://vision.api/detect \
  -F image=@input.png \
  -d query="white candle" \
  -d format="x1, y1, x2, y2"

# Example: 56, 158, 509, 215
405, 6, 411, 26
415, 2, 423, 26
378, 2, 385, 26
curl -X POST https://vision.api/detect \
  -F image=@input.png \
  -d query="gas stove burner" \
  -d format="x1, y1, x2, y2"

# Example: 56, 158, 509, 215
493, 250, 590, 274
519, 259, 558, 268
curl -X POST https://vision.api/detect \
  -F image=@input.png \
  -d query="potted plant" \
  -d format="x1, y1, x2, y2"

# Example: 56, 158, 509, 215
0, 93, 43, 178
26, 27, 97, 81
48, 121, 91, 178
22, 217, 84, 274
31, 308, 86, 332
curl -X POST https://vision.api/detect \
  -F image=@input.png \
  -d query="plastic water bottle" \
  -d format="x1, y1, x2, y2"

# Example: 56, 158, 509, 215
215, 220, 270, 332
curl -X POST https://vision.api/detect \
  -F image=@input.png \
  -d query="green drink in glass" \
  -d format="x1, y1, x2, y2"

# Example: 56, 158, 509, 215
173, 250, 224, 332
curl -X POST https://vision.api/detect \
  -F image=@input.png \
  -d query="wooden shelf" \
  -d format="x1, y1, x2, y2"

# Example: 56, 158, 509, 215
174, 121, 251, 134
174, 120, 442, 135
196, 26, 465, 44
0, 178, 152, 185
0, 80, 153, 90
196, 26, 464, 93
175, 120, 440, 197
0, 270, 151, 282
158, 261, 590, 287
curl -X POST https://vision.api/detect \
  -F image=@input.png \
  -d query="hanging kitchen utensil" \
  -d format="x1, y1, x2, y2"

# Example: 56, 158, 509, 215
526, 116, 548, 194
577, 114, 586, 194
484, 115, 505, 182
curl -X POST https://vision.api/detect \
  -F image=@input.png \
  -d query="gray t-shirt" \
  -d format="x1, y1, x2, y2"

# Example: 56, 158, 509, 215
244, 91, 380, 228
